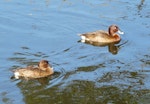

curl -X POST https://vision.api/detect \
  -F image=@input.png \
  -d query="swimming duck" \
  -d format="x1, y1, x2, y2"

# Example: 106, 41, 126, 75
79, 24, 124, 43
13, 60, 54, 79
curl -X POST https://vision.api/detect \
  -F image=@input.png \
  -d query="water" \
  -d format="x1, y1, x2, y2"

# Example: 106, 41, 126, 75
0, 0, 150, 104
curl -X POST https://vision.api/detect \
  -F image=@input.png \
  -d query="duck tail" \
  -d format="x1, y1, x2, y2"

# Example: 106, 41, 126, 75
77, 34, 86, 43
13, 71, 20, 79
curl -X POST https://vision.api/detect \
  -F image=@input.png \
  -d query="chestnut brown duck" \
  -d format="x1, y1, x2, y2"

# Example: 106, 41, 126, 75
79, 24, 124, 43
13, 60, 54, 79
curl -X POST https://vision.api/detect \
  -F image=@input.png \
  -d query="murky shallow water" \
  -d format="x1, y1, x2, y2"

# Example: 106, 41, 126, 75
0, 0, 150, 104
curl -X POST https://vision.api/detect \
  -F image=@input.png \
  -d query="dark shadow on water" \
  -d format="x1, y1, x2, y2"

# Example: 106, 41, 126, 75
78, 40, 128, 55
137, 0, 145, 12
77, 63, 105, 72
13, 79, 150, 104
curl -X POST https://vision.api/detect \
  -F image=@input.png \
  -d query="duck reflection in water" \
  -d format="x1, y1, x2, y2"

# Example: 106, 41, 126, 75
78, 40, 128, 55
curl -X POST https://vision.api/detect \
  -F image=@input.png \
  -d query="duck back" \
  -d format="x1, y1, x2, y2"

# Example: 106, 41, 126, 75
14, 68, 45, 79
81, 30, 119, 43
14, 66, 53, 79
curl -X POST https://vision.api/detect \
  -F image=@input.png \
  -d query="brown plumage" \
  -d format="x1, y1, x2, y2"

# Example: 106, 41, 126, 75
13, 60, 54, 79
79, 25, 124, 43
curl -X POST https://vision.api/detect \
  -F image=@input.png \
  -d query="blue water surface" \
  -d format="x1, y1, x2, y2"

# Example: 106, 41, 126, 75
0, 0, 150, 104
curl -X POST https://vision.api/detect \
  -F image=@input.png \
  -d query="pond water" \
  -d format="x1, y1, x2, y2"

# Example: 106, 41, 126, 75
0, 0, 150, 104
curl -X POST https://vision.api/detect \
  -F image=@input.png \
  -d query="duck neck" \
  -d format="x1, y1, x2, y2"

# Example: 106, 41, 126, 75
108, 28, 114, 36
47, 67, 54, 73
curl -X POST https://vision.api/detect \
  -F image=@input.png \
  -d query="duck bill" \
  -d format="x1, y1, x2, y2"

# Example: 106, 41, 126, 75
118, 29, 124, 34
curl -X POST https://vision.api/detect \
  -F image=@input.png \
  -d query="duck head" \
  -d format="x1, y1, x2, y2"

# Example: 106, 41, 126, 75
38, 60, 51, 71
108, 25, 124, 36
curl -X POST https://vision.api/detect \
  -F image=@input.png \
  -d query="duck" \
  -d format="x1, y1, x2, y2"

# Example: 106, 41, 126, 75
13, 60, 54, 79
78, 24, 124, 43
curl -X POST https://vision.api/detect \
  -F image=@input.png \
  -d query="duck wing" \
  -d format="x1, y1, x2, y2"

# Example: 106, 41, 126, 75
80, 30, 112, 42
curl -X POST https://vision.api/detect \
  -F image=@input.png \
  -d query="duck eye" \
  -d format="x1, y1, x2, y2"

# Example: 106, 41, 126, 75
115, 26, 118, 29
114, 26, 118, 31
